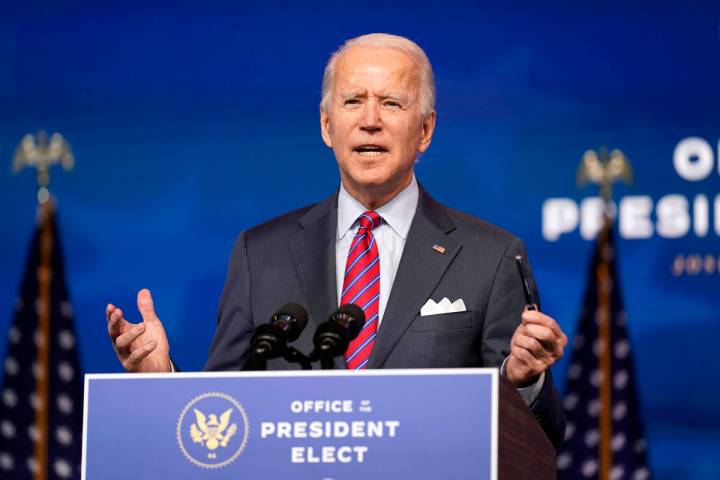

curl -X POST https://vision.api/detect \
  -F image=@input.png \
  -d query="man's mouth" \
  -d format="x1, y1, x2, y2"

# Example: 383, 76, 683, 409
354, 145, 388, 157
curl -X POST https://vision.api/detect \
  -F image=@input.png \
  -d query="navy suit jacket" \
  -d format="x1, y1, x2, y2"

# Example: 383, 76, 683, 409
205, 186, 566, 449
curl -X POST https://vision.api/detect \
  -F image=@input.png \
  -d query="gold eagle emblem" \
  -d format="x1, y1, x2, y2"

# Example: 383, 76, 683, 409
189, 408, 238, 456
177, 392, 249, 469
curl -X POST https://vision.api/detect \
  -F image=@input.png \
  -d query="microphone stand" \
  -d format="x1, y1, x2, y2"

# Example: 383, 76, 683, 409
309, 344, 337, 370
251, 346, 269, 371
251, 346, 313, 371
282, 347, 313, 370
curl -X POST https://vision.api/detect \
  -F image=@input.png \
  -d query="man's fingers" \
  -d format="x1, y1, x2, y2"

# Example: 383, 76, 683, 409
520, 324, 565, 357
521, 309, 554, 327
114, 323, 146, 350
137, 289, 158, 323
521, 323, 555, 343
512, 331, 549, 360
107, 307, 126, 338
509, 346, 545, 375
515, 323, 565, 360
522, 310, 565, 339
108, 294, 168, 372
123, 339, 158, 371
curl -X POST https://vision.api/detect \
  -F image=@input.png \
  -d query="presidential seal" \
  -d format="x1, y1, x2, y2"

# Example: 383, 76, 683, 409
177, 392, 249, 469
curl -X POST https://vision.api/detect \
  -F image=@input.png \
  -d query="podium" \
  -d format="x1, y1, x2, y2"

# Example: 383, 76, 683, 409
83, 369, 555, 479
497, 373, 556, 479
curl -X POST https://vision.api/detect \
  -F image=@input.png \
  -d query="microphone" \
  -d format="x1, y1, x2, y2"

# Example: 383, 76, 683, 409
313, 304, 365, 358
251, 303, 308, 359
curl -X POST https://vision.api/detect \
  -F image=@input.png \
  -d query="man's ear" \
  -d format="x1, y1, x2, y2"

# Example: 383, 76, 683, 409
417, 110, 436, 154
320, 108, 333, 148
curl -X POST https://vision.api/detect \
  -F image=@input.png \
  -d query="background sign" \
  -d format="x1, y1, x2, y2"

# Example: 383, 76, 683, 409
83, 370, 497, 479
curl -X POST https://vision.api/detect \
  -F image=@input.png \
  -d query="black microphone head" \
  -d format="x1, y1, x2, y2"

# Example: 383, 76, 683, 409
333, 304, 365, 341
313, 304, 366, 358
253, 303, 308, 360
272, 303, 308, 343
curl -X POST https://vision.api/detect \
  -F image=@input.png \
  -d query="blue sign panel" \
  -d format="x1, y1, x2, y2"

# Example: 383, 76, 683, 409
83, 369, 497, 480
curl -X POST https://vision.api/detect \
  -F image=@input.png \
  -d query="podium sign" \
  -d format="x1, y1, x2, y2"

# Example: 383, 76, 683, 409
83, 369, 498, 479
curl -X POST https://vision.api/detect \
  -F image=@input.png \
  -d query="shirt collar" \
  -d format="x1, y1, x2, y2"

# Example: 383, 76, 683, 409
337, 175, 419, 241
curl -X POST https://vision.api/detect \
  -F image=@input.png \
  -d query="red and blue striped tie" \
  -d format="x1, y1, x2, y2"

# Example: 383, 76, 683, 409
342, 210, 382, 369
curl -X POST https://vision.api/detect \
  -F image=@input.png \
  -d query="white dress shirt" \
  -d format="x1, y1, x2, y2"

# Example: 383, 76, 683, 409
336, 176, 419, 326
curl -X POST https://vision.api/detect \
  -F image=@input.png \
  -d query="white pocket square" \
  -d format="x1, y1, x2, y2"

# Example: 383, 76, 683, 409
420, 297, 467, 316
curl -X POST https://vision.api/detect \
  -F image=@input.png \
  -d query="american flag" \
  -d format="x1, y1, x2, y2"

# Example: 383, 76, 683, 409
0, 203, 83, 479
558, 225, 651, 480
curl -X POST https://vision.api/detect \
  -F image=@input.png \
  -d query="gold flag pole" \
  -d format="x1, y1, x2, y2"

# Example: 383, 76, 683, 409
577, 147, 632, 480
12, 130, 74, 480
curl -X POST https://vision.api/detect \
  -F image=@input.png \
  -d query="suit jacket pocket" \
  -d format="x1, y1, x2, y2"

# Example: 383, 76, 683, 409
408, 311, 476, 332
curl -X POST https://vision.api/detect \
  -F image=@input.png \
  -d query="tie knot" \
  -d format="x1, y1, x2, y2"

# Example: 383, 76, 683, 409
357, 211, 381, 231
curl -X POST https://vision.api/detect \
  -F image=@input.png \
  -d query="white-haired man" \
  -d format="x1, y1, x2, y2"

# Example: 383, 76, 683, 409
107, 33, 567, 448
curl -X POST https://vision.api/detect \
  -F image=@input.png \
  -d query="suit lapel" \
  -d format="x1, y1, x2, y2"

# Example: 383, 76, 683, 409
288, 193, 338, 356
367, 189, 462, 368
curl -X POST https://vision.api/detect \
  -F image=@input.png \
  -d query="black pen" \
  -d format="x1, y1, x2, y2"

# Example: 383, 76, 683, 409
514, 255, 538, 311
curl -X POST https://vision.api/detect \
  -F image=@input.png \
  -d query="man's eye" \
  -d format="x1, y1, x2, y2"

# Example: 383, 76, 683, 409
383, 101, 402, 109
344, 99, 361, 106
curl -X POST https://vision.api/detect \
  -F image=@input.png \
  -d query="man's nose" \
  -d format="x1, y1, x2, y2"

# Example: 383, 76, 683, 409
360, 101, 382, 132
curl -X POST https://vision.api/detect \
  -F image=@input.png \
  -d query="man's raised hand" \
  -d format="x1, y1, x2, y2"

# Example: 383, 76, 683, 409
106, 289, 171, 372
506, 308, 568, 388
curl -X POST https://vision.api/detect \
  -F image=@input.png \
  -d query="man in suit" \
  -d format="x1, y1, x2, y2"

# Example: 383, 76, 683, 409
106, 33, 568, 448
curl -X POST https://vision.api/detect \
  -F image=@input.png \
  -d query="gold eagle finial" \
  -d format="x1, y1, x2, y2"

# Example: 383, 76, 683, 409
12, 130, 75, 204
577, 146, 632, 204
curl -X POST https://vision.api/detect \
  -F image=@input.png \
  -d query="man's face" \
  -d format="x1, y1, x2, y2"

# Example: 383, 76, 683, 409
320, 46, 436, 205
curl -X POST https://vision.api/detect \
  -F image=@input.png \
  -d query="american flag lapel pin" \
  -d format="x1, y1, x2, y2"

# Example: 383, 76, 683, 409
432, 244, 446, 254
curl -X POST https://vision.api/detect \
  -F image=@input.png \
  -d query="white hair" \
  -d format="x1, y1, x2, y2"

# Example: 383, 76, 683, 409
320, 33, 436, 118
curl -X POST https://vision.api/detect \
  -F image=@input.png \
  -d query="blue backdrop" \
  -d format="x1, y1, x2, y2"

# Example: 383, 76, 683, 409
1, 1, 719, 478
